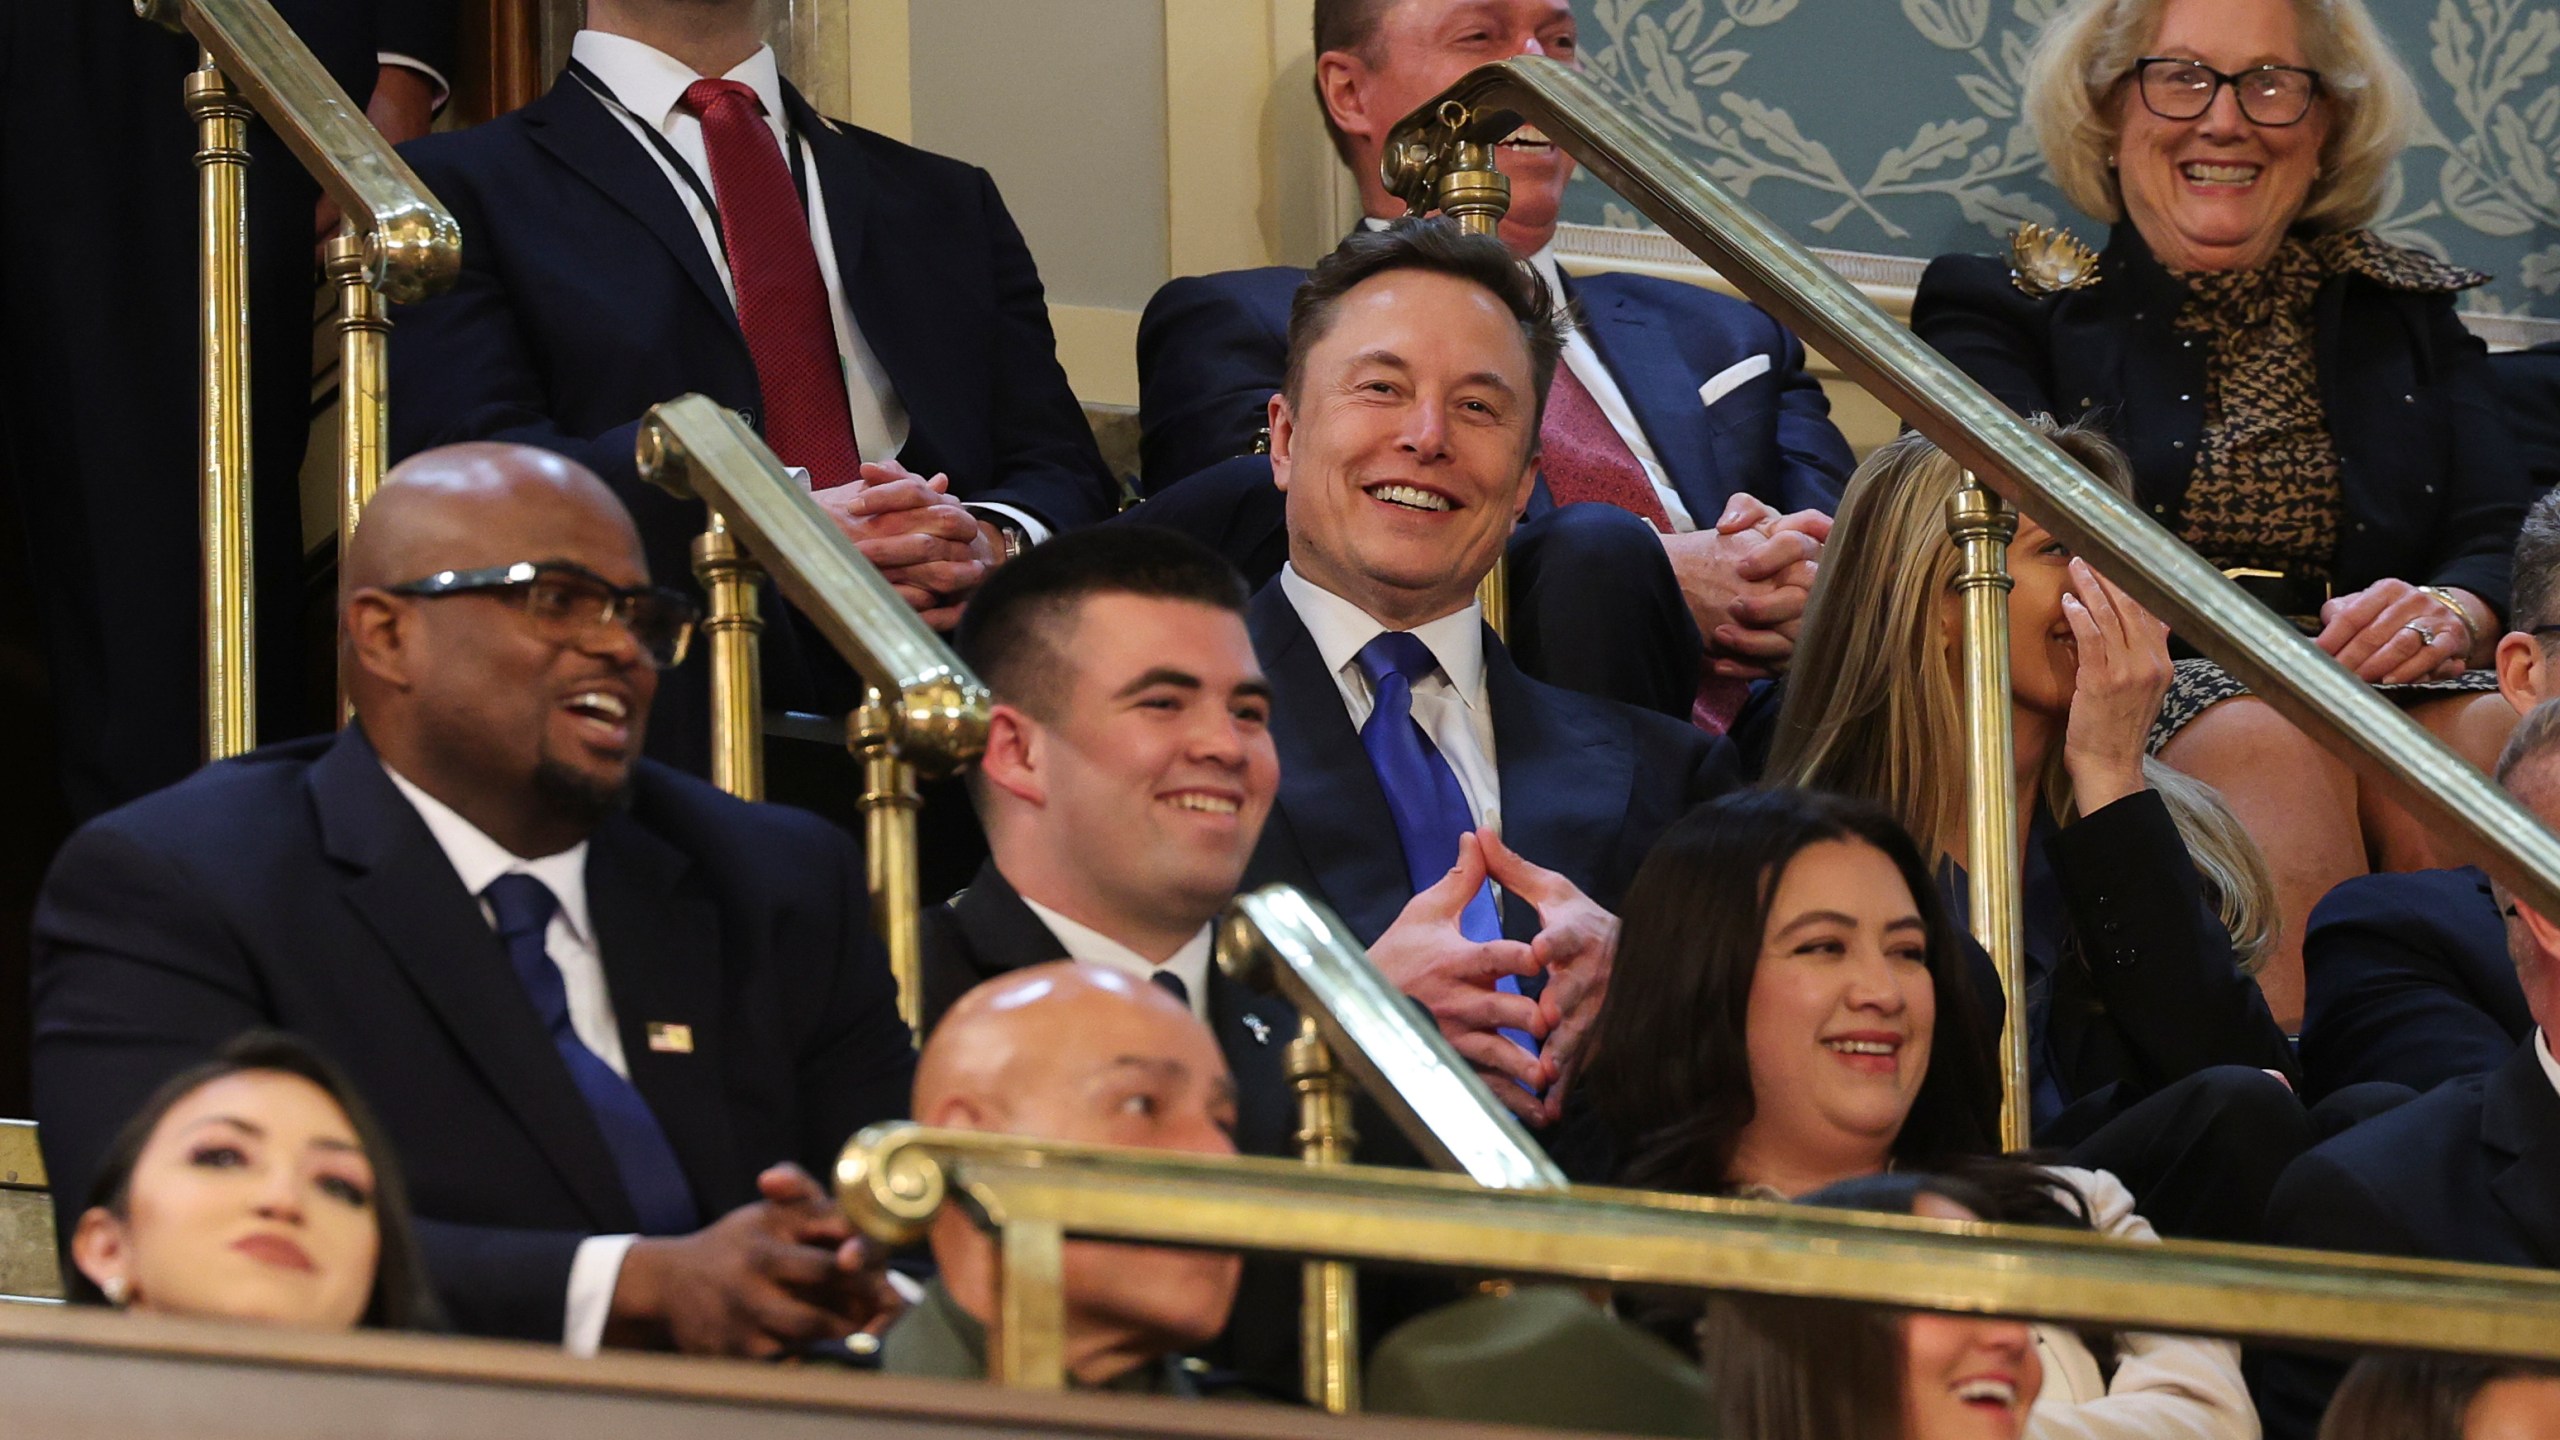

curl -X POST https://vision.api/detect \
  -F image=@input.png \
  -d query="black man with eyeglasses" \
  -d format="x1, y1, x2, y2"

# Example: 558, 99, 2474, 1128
31, 442, 914, 1357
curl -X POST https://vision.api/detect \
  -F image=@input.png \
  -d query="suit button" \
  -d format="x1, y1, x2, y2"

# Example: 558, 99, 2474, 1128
738, 406, 760, 429
2172, 440, 2185, 449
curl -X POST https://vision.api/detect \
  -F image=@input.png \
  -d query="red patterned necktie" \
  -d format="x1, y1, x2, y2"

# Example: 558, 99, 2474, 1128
680, 78, 862, 490
1539, 363, 1671, 531
1539, 362, 1749, 734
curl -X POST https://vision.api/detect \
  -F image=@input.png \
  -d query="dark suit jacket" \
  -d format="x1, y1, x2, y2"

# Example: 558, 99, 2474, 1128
388, 76, 1116, 767
1912, 224, 2538, 618
30, 727, 913, 1341
1136, 264, 1852, 515
1239, 583, 1736, 942
2493, 340, 2560, 497
2032, 791, 2299, 1139
2300, 866, 2526, 1103
917, 860, 1296, 1161
2253, 1042, 2560, 1439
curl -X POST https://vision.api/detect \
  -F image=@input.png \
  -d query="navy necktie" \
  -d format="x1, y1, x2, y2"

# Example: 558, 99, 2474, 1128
1352, 632, 1536, 1056
1148, 969, 1191, 1008
483, 874, 701, 1235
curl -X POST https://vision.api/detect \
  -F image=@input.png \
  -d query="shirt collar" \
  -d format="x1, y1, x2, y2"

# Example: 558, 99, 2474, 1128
381, 763, 595, 951
1016, 896, 1214, 1020
1279, 563, 1487, 710
571, 30, 785, 135
2537, 1028, 2560, 1106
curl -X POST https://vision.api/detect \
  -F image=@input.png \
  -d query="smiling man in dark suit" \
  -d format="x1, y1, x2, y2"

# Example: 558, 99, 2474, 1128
32, 444, 912, 1357
2253, 700, 2560, 1439
387, 0, 1115, 774
1131, 0, 1852, 722
1243, 219, 1735, 1126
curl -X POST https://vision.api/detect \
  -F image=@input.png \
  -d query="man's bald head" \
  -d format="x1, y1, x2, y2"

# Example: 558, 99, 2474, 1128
914, 962, 1241, 1385
342, 443, 662, 859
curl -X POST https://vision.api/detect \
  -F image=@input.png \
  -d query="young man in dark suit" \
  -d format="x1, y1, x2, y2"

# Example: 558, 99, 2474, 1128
1242, 219, 1736, 1130
2254, 701, 2560, 1440
386, 0, 1116, 773
33, 444, 911, 1356
2298, 488, 2560, 1100
1129, 0, 1852, 721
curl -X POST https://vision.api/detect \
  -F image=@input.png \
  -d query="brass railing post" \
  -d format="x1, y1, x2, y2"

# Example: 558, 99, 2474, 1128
1948, 475, 2029, 1152
188, 54, 257, 760
692, 511, 766, 801
855, 689, 925, 1037
1288, 1017, 1361, 1413
989, 1220, 1068, 1389
327, 228, 388, 721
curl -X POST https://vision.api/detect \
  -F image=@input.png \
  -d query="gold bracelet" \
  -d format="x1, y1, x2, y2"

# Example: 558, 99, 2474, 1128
2419, 585, 2479, 655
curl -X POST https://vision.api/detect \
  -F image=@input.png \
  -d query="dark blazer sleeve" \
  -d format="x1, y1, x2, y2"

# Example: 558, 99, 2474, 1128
2411, 298, 2536, 618
385, 156, 654, 498
786, 817, 918, 1172
1136, 273, 1290, 492
2249, 1147, 2418, 1440
1911, 254, 2060, 417
959, 165, 1120, 532
2299, 871, 2523, 1101
370, 0, 459, 80
2044, 790, 2298, 1092
1767, 324, 1856, 514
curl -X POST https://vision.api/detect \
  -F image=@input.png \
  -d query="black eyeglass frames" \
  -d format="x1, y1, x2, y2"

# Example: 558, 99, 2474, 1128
2127, 56, 2322, 127
382, 561, 699, 670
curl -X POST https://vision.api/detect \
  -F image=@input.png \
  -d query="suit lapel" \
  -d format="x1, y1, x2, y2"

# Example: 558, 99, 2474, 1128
520, 78, 735, 329
1567, 275, 1726, 522
1205, 970, 1296, 1159
2482, 1043, 2560, 1266
946, 863, 1072, 977
586, 814, 739, 1217
1250, 586, 1415, 943
311, 732, 636, 1232
1482, 634, 1630, 940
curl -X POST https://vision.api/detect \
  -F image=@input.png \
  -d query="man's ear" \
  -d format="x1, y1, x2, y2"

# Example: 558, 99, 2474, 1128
343, 591, 416, 692
1313, 48, 1374, 147
69, 1207, 131, 1304
2499, 631, 2545, 718
1510, 444, 1540, 522
2515, 895, 2560, 967
1268, 393, 1297, 492
977, 704, 1048, 808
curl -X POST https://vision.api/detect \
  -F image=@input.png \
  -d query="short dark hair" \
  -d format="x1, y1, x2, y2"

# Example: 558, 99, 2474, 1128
1313, 0, 1399, 165
1281, 218, 1565, 441
1579, 787, 2001, 1198
69, 1030, 444, 1331
2514, 487, 2560, 637
953, 525, 1252, 724
2321, 1354, 2560, 1440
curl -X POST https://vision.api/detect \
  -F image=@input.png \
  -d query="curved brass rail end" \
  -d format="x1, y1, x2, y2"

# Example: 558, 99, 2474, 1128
835, 1122, 946, 1247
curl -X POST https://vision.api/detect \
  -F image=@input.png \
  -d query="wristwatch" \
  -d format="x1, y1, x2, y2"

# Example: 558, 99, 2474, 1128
986, 514, 1029, 562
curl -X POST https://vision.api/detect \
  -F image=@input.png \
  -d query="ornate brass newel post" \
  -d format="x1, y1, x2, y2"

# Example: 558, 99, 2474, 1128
694, 511, 766, 800
856, 690, 927, 1035
1289, 1019, 1361, 1412
188, 53, 257, 759
328, 228, 387, 719
1384, 99, 1516, 641
1948, 475, 2030, 1151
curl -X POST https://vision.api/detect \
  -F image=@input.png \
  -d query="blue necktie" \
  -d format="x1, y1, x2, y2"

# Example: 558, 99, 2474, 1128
483, 874, 701, 1235
1353, 632, 1537, 1057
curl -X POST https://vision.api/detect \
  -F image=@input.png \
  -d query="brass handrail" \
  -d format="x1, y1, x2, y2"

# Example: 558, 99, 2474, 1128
1386, 60, 2560, 1135
840, 1122, 2560, 1392
1217, 884, 1565, 1411
138, 0, 462, 756
637, 396, 992, 1035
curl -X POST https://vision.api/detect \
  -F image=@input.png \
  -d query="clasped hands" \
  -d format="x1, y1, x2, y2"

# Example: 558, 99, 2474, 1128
1368, 829, 1618, 1127
2315, 578, 2487, 685
812, 461, 1003, 630
1661, 496, 1830, 681
608, 1161, 902, 1357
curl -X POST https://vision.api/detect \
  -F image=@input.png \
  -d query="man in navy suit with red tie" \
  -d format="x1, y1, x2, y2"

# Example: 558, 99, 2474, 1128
33, 445, 912, 1355
1132, 0, 1854, 723
388, 0, 1117, 775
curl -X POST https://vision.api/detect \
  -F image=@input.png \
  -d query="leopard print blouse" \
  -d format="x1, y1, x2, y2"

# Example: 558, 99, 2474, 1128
2169, 231, 2485, 582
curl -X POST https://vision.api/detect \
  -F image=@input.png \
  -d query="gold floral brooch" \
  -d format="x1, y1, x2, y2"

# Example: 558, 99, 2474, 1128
2007, 223, 2102, 298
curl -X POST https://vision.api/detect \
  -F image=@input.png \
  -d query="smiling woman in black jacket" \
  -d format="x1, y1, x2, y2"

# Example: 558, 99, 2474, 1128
1911, 0, 2541, 1027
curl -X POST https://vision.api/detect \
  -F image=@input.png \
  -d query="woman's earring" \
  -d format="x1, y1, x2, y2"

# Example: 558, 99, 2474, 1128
2105, 153, 2118, 168
99, 1274, 128, 1307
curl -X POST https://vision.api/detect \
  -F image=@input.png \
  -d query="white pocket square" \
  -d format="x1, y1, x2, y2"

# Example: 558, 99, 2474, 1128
1697, 354, 1773, 408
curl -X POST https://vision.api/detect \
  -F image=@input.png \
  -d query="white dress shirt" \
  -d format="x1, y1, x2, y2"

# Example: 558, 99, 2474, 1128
1359, 217, 1694, 533
380, 764, 637, 1358
1017, 897, 1214, 1025
1278, 564, 1502, 835
570, 32, 1049, 542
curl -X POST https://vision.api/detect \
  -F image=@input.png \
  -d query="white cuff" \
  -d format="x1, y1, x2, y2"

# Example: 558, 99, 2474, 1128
963, 502, 1051, 546
563, 1233, 640, 1356
374, 53, 452, 112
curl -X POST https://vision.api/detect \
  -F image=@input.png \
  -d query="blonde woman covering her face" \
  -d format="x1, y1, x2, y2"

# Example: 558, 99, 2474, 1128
1913, 0, 2544, 1026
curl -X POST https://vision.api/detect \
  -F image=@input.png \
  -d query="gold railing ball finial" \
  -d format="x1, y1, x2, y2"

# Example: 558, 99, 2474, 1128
893, 671, 994, 779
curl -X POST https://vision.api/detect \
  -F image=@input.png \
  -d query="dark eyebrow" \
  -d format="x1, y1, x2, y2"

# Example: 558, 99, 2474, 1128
310, 1137, 367, 1156
1233, 678, 1275, 704
1882, 916, 1927, 935
1105, 1056, 1191, 1083
1113, 667, 1203, 699
1346, 348, 1412, 373
181, 1114, 266, 1140
1461, 371, 1521, 401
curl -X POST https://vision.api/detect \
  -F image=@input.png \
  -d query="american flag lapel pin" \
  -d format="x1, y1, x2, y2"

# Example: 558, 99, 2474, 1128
646, 1022, 695, 1054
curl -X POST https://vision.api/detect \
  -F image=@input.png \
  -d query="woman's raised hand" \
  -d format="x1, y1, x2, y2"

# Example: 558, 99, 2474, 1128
2059, 558, 2172, 813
